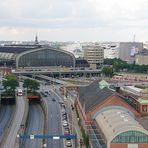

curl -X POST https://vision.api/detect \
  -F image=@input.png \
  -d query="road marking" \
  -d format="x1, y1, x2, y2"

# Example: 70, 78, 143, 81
53, 136, 60, 139
30, 135, 35, 139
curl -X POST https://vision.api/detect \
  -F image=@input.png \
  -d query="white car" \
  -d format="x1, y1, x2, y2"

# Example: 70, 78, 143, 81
63, 120, 68, 127
65, 140, 72, 147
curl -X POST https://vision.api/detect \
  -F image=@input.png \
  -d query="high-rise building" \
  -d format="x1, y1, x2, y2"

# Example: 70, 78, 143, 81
101, 43, 119, 59
83, 44, 104, 66
119, 42, 143, 63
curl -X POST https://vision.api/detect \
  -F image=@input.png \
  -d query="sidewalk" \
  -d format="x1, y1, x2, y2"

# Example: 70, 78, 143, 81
55, 89, 86, 148
66, 98, 86, 148
72, 108, 86, 148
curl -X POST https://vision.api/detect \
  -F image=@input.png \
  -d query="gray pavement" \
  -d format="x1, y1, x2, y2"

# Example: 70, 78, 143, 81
0, 105, 14, 143
3, 96, 25, 148
55, 87, 85, 148
46, 92, 64, 148
23, 103, 44, 148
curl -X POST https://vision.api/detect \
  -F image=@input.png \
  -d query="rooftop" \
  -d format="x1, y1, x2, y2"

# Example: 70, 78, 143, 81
78, 81, 115, 113
95, 108, 148, 144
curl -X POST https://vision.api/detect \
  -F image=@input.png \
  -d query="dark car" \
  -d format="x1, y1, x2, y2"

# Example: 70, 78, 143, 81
52, 98, 56, 101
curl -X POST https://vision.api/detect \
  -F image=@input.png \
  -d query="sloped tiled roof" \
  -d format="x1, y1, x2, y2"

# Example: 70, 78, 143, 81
78, 81, 115, 113
78, 80, 100, 106
85, 88, 115, 112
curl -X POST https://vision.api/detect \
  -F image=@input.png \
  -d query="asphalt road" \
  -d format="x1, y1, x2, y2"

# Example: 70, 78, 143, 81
23, 103, 44, 148
0, 105, 14, 143
45, 89, 64, 148
3, 96, 25, 148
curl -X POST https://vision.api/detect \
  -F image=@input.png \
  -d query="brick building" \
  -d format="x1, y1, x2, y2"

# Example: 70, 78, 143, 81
75, 81, 148, 148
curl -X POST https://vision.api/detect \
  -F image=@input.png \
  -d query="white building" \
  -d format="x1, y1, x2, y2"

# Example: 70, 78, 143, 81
100, 43, 119, 59
60, 42, 84, 58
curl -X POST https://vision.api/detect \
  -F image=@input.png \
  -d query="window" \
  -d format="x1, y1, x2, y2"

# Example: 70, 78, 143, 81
112, 131, 148, 143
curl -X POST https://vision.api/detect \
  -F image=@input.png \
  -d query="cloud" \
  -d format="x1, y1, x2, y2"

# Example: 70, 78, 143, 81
0, 0, 148, 41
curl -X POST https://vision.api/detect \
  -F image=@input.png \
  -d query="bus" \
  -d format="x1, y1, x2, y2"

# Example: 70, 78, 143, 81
17, 88, 23, 96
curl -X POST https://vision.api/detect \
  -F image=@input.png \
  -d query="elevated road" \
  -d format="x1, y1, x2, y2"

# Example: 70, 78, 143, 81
3, 96, 25, 148
23, 103, 44, 148
13, 69, 102, 76
36, 75, 69, 85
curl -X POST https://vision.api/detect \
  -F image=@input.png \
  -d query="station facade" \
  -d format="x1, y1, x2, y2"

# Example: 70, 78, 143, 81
16, 47, 75, 69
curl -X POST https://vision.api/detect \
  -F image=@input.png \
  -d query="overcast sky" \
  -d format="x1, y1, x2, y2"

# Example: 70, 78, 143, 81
0, 0, 148, 42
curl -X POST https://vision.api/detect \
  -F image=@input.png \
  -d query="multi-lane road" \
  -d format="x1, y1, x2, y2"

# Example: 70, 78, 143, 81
0, 105, 14, 143
0, 78, 72, 148
3, 96, 25, 148
46, 91, 64, 148
23, 103, 44, 148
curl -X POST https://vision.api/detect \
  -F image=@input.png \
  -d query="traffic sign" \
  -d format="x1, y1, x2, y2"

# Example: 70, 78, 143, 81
30, 135, 34, 139
20, 134, 77, 139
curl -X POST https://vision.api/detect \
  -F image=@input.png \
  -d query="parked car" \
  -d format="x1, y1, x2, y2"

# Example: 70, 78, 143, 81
65, 140, 72, 147
52, 98, 56, 102
62, 115, 67, 121
63, 120, 68, 127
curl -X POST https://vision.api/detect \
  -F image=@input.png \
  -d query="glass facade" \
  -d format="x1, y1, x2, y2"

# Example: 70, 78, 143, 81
18, 48, 75, 67
112, 131, 148, 143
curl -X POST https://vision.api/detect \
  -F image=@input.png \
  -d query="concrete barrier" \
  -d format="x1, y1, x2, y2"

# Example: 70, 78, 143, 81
14, 95, 29, 148
40, 97, 48, 147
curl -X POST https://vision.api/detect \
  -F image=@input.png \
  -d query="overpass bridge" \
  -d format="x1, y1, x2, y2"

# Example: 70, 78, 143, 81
35, 75, 69, 85
19, 75, 70, 85
13, 69, 102, 77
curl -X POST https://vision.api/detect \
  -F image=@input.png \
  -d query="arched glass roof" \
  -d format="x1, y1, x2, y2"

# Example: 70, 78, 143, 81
95, 108, 148, 145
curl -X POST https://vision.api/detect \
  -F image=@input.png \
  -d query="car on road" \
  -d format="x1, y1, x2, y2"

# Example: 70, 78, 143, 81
64, 128, 70, 135
62, 115, 67, 121
52, 98, 56, 102
65, 140, 72, 147
63, 120, 68, 127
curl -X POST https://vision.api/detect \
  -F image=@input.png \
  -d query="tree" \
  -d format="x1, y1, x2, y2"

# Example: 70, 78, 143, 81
104, 58, 148, 73
23, 79, 40, 92
5, 73, 17, 81
2, 74, 19, 91
102, 66, 114, 77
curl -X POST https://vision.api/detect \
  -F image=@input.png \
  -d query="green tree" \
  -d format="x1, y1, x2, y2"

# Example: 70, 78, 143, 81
23, 79, 40, 92
104, 58, 148, 73
2, 79, 19, 91
2, 74, 19, 91
5, 73, 17, 81
102, 66, 114, 77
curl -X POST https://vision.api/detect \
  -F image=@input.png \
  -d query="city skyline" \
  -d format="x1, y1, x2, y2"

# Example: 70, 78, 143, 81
0, 0, 148, 42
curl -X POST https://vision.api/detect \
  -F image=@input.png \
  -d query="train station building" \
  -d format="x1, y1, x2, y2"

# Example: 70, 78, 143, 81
0, 43, 75, 69
75, 81, 148, 148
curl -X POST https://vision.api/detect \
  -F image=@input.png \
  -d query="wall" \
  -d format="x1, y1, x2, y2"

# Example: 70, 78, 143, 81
110, 143, 148, 148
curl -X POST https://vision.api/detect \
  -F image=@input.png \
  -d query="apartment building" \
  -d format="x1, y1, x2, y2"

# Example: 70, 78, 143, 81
83, 44, 104, 67
119, 42, 143, 64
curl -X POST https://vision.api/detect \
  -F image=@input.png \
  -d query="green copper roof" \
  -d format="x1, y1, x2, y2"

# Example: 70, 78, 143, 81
138, 98, 148, 104
99, 80, 110, 89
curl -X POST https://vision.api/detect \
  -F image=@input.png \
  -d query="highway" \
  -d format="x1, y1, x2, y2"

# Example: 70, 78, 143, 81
44, 87, 64, 148
0, 105, 14, 143
3, 96, 25, 148
23, 103, 44, 148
